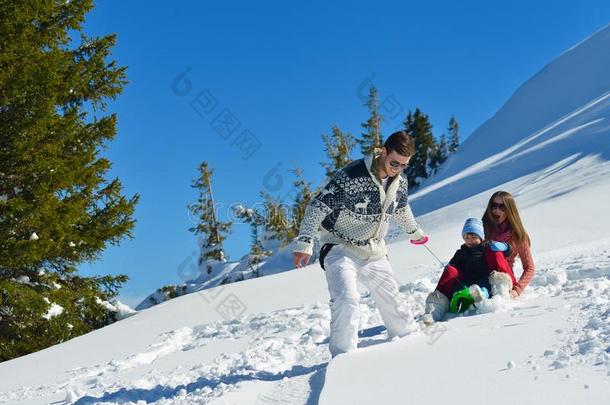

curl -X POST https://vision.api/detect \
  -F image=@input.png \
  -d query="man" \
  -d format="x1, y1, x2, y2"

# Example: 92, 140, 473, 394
293, 130, 428, 357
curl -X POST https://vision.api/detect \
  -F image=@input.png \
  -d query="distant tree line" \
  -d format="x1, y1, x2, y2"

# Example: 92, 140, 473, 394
186, 84, 460, 283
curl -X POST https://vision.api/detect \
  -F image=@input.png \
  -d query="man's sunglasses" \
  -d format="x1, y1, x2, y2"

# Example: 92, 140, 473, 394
490, 202, 507, 211
389, 159, 408, 169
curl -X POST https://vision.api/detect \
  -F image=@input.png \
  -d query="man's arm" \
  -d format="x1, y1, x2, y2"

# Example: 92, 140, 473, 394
393, 190, 425, 241
293, 174, 345, 257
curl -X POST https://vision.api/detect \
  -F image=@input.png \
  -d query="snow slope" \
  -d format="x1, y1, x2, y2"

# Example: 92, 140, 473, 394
135, 239, 315, 311
410, 23, 610, 214
1, 24, 610, 405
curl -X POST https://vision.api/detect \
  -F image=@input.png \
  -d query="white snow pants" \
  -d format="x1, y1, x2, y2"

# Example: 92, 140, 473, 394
324, 244, 412, 357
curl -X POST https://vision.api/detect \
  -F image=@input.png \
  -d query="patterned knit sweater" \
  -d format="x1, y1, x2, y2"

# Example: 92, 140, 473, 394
293, 153, 425, 261
488, 225, 536, 295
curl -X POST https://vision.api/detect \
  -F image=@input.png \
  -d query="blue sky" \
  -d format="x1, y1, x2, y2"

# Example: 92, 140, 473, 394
79, 1, 610, 306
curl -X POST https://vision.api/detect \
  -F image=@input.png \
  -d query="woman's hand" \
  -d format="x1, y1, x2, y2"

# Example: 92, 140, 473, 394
509, 289, 519, 299
489, 241, 509, 252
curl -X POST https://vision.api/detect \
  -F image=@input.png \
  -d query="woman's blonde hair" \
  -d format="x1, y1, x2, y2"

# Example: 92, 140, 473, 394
482, 191, 530, 246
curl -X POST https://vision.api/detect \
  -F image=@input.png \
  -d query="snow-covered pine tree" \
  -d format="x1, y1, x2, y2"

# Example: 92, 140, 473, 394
321, 124, 356, 179
289, 167, 314, 243
430, 133, 449, 174
260, 167, 313, 249
357, 85, 383, 157
188, 162, 232, 273
233, 205, 271, 278
260, 191, 290, 246
403, 109, 437, 188
448, 115, 460, 154
0, 0, 139, 361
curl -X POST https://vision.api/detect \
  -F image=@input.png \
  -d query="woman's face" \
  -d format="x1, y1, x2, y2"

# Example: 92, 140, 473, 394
490, 196, 508, 225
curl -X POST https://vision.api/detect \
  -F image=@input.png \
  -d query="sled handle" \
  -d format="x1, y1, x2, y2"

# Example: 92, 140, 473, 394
410, 236, 429, 245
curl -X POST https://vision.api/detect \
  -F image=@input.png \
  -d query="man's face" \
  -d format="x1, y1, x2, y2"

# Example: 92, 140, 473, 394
381, 148, 410, 177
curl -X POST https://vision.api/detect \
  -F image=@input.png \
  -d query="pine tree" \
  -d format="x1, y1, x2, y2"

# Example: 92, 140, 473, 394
248, 237, 267, 278
290, 167, 314, 242
357, 85, 383, 156
448, 115, 460, 154
259, 167, 313, 249
321, 125, 356, 179
403, 109, 437, 188
233, 205, 271, 277
0, 1, 138, 360
188, 162, 232, 270
260, 191, 290, 246
430, 133, 449, 174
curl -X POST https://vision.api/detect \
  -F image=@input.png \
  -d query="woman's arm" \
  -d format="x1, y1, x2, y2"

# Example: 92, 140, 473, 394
512, 242, 535, 295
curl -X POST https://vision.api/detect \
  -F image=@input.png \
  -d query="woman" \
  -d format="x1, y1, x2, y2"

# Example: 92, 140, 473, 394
482, 191, 535, 298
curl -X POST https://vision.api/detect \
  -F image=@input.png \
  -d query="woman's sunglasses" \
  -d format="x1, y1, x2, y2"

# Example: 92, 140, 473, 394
389, 159, 408, 169
490, 202, 507, 211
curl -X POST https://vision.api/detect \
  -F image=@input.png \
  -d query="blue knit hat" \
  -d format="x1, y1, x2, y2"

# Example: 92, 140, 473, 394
462, 218, 484, 240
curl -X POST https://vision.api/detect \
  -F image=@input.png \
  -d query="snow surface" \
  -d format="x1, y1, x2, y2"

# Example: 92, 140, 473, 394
1, 23, 610, 405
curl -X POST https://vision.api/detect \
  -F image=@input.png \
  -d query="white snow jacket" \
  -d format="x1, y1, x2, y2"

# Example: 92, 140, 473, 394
293, 153, 425, 261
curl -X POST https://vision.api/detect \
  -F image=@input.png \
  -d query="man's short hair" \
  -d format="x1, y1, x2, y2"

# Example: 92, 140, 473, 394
384, 131, 415, 157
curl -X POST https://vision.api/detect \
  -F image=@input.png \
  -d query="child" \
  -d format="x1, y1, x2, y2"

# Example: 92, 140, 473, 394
423, 218, 516, 323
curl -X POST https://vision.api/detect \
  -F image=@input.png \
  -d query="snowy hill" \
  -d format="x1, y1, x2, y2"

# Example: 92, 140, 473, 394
135, 239, 314, 311
2, 24, 610, 405
410, 24, 610, 215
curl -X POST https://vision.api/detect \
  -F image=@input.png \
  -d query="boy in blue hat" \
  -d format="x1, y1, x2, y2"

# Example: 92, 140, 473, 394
423, 218, 516, 324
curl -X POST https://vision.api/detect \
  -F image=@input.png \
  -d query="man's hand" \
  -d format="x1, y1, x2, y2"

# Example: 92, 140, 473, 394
509, 289, 519, 299
293, 252, 311, 268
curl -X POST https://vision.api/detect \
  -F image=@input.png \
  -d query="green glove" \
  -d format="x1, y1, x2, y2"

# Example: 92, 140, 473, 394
450, 287, 475, 313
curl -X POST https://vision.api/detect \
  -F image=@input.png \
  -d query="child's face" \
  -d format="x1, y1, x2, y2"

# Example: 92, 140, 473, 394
463, 233, 482, 248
